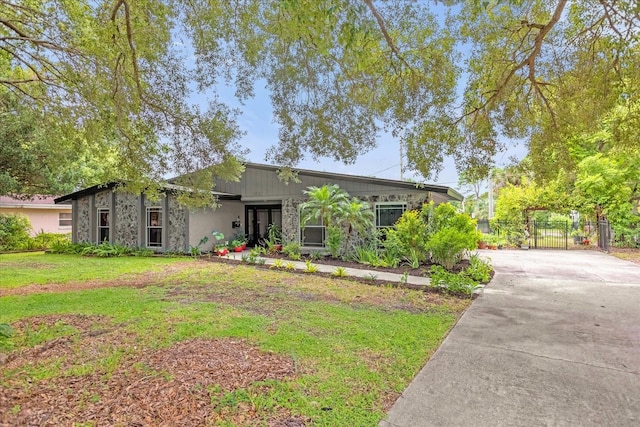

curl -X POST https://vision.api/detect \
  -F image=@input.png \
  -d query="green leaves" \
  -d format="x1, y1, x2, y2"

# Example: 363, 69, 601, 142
300, 184, 374, 256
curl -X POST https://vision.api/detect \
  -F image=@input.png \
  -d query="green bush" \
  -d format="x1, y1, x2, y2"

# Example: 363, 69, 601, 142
353, 245, 387, 267
49, 241, 92, 254
423, 202, 480, 270
282, 242, 301, 260
0, 213, 32, 251
429, 265, 482, 296
30, 232, 71, 250
326, 225, 344, 258
48, 242, 155, 257
464, 254, 493, 283
384, 210, 429, 262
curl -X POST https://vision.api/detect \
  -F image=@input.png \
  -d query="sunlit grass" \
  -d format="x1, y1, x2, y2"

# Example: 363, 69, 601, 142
0, 251, 187, 289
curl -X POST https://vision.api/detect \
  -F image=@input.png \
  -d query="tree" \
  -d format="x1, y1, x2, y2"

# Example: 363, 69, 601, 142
1, 0, 244, 200
3, 0, 638, 201
455, 1, 640, 178
337, 198, 375, 252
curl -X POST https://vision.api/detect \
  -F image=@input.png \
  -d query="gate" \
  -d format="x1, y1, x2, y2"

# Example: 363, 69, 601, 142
482, 220, 569, 250
530, 221, 569, 250
597, 220, 611, 252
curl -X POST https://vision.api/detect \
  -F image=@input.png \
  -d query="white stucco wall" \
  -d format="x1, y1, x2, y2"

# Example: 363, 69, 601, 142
188, 200, 245, 251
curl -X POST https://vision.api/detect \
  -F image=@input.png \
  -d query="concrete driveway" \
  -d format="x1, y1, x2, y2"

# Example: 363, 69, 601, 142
381, 250, 640, 427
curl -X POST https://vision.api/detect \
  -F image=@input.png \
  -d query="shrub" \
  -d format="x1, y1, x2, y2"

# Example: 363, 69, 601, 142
49, 242, 154, 257
464, 254, 493, 283
0, 213, 32, 251
282, 242, 301, 260
429, 265, 482, 296
49, 242, 93, 254
30, 232, 71, 250
384, 210, 429, 262
423, 202, 481, 270
326, 226, 344, 258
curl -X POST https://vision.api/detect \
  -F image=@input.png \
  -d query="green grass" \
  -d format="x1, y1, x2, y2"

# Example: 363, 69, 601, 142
0, 253, 469, 425
0, 251, 184, 289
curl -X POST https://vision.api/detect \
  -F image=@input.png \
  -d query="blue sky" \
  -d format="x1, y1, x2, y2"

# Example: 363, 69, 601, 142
209, 82, 528, 197
208, 76, 528, 194
187, 3, 529, 195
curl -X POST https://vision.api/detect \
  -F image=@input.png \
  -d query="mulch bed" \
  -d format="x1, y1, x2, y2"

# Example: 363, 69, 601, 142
203, 252, 491, 298
265, 252, 471, 275
1, 315, 304, 426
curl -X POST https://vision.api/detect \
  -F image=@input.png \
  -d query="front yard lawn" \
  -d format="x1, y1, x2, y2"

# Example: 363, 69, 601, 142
0, 252, 469, 426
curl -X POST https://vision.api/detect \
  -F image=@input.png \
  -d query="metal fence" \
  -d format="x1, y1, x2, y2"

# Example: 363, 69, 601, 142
478, 220, 570, 250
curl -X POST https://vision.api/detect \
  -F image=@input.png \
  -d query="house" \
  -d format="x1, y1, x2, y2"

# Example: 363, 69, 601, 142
54, 163, 463, 252
0, 195, 72, 236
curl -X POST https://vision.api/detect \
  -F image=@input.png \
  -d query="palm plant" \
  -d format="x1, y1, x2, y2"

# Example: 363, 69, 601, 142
300, 184, 349, 229
339, 198, 374, 254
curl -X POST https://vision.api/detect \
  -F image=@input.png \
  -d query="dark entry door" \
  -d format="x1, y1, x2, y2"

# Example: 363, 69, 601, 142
245, 205, 282, 246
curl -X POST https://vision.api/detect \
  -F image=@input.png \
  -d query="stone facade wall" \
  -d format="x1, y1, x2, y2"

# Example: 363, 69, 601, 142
168, 196, 187, 252
281, 198, 304, 244
359, 193, 429, 210
76, 196, 91, 242
114, 192, 140, 247
95, 190, 111, 209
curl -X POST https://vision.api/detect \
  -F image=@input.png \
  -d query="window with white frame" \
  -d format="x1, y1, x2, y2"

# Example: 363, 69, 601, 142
375, 203, 407, 231
146, 207, 163, 247
97, 209, 109, 243
299, 208, 325, 247
59, 212, 72, 227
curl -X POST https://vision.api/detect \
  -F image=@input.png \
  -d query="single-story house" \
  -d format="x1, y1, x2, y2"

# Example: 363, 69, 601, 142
55, 163, 463, 252
0, 195, 72, 236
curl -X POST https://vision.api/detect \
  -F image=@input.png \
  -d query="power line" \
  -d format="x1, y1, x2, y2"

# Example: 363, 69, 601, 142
370, 163, 400, 176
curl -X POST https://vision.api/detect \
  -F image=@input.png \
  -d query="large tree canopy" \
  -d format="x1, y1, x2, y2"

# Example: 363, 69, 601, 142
1, 0, 638, 203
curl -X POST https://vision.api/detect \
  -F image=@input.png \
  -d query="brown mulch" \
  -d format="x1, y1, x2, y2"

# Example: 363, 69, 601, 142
1, 314, 302, 426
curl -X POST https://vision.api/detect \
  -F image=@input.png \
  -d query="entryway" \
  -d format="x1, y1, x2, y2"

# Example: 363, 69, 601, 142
245, 205, 282, 247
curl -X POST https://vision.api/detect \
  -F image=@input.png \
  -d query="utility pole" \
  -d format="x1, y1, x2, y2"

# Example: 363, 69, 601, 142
399, 136, 404, 181
488, 168, 494, 219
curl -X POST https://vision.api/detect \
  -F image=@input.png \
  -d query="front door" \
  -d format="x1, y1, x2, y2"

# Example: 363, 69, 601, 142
245, 205, 282, 246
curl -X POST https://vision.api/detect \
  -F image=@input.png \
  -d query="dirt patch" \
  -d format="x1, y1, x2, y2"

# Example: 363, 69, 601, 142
0, 261, 198, 297
1, 333, 300, 426
610, 247, 640, 264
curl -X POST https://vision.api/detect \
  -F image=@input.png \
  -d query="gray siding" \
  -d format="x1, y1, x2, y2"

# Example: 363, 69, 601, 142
214, 166, 419, 200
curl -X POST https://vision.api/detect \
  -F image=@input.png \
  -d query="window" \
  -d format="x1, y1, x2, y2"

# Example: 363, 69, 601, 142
375, 203, 407, 230
59, 212, 72, 227
97, 209, 109, 243
146, 207, 163, 247
299, 209, 325, 247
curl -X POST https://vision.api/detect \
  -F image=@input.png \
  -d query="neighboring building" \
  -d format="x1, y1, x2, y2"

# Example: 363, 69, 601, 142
0, 196, 72, 236
55, 163, 463, 252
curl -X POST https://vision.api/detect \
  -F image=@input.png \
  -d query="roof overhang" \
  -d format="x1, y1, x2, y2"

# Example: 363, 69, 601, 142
54, 182, 241, 204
